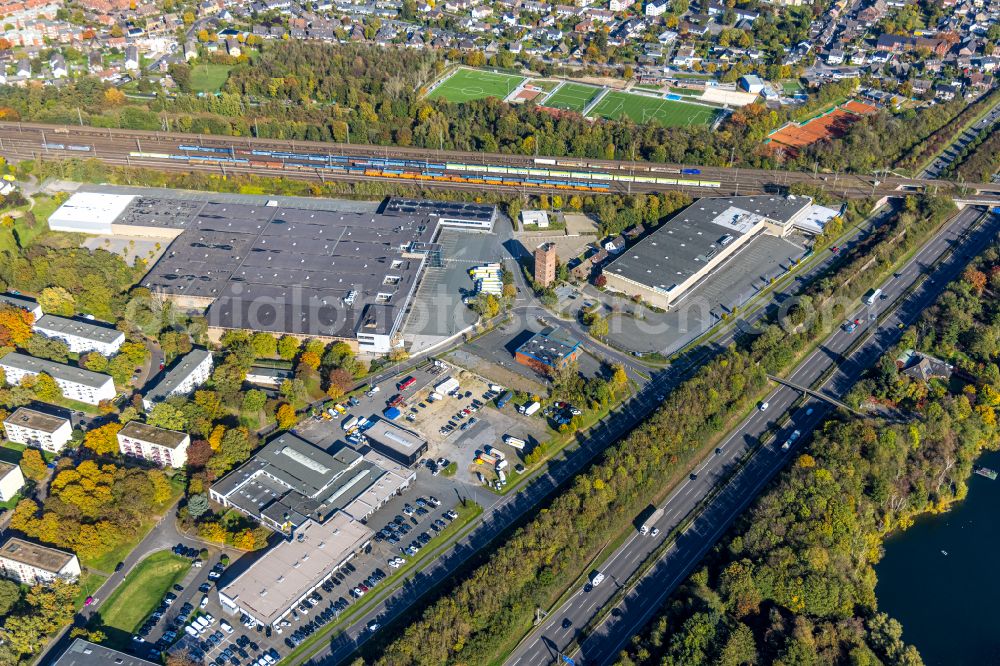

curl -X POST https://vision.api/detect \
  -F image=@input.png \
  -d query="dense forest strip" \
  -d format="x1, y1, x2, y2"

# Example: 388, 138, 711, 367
341, 196, 956, 666
946, 125, 1000, 183
613, 240, 1000, 666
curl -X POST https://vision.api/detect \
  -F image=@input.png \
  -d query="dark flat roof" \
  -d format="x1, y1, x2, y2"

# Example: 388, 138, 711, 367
134, 197, 461, 339
604, 195, 811, 294
35, 315, 124, 345
213, 433, 388, 525
143, 348, 212, 405
0, 352, 113, 390
516, 326, 581, 367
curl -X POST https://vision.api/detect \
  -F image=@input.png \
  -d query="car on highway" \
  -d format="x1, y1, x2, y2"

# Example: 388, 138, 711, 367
759, 401, 769, 411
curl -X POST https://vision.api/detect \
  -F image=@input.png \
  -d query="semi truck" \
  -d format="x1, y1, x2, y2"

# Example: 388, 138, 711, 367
496, 391, 513, 409
639, 505, 664, 535
503, 435, 526, 450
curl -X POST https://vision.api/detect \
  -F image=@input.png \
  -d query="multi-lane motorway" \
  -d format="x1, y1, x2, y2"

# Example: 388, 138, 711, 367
2, 121, 998, 200
507, 205, 997, 666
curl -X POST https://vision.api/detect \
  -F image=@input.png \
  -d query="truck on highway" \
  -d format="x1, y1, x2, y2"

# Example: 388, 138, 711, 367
639, 505, 664, 535
520, 401, 541, 416
863, 288, 883, 306
503, 435, 526, 450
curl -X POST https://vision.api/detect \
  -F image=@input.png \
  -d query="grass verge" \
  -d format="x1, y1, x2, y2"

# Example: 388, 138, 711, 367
93, 550, 189, 641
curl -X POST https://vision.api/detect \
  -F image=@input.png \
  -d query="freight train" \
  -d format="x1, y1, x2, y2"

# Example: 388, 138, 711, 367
123, 145, 723, 191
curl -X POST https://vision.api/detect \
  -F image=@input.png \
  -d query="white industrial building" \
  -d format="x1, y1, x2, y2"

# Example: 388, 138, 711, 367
218, 513, 372, 627
2, 407, 73, 453
117, 421, 190, 468
0, 537, 81, 586
33, 314, 125, 356
0, 353, 116, 405
0, 462, 25, 502
47, 192, 136, 234
520, 210, 550, 228
142, 348, 213, 411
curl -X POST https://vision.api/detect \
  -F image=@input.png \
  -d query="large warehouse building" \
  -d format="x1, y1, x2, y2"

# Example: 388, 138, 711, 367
602, 195, 815, 309
49, 190, 497, 354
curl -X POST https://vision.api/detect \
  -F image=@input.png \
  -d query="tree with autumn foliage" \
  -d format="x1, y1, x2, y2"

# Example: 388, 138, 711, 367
18, 449, 46, 482
82, 422, 122, 456
0, 305, 33, 347
275, 403, 297, 430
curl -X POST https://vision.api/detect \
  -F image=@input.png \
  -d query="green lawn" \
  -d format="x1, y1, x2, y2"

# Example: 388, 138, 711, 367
528, 79, 560, 92
425, 68, 525, 103
542, 82, 601, 112
95, 550, 189, 639
189, 64, 232, 93
587, 91, 718, 127
782, 79, 804, 94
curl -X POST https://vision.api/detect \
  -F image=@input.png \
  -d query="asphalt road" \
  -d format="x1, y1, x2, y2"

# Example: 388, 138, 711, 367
2, 121, 996, 199
505, 205, 995, 666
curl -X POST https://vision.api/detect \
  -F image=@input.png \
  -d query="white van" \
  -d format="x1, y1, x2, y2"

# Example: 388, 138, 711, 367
589, 571, 605, 587
220, 620, 234, 634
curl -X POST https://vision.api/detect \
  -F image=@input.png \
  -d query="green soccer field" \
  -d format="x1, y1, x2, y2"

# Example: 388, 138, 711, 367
426, 68, 526, 103
542, 82, 601, 111
587, 91, 718, 127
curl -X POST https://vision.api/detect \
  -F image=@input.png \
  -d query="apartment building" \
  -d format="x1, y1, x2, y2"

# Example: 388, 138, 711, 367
33, 314, 125, 356
117, 421, 190, 468
0, 537, 81, 585
0, 353, 116, 405
0, 462, 25, 502
142, 348, 213, 411
2, 407, 73, 453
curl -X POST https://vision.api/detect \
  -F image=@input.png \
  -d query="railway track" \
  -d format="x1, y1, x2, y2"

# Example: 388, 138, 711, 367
0, 121, 993, 200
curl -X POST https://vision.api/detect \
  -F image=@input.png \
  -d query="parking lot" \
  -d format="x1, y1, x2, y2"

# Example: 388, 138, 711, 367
167, 490, 476, 665
159, 358, 554, 664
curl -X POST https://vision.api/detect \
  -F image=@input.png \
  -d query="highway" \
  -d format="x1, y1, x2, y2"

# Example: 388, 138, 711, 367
293, 200, 895, 666
2, 121, 997, 200
505, 205, 997, 666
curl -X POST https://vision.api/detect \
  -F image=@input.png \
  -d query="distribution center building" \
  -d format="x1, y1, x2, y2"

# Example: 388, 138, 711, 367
48, 190, 497, 354
601, 195, 813, 309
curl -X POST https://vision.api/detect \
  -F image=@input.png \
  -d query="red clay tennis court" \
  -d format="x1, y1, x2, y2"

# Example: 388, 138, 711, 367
767, 100, 877, 151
